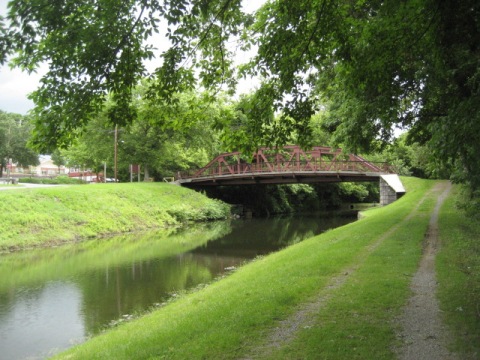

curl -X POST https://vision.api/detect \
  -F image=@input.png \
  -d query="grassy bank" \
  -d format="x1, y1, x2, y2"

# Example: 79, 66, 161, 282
53, 177, 464, 360
0, 183, 230, 251
437, 186, 480, 358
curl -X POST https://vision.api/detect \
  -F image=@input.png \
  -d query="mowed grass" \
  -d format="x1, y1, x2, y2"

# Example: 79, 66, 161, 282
436, 186, 480, 358
54, 178, 450, 360
0, 183, 229, 251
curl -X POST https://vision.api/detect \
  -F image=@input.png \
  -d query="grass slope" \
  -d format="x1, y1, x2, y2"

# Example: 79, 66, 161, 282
436, 186, 480, 358
54, 177, 457, 360
0, 183, 229, 251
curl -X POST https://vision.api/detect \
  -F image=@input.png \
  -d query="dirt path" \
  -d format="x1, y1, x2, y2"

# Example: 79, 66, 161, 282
394, 182, 457, 360
0, 183, 65, 190
242, 183, 447, 359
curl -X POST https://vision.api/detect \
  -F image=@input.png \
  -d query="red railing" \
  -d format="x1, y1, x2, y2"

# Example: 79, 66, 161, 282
178, 159, 391, 180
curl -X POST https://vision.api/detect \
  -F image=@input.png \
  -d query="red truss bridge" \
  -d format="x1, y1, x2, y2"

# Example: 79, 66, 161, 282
176, 145, 393, 187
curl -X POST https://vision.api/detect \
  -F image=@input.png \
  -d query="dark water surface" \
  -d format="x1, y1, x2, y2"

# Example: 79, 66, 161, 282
0, 215, 354, 359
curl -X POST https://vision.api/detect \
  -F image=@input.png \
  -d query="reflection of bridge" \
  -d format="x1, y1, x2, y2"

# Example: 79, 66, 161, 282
176, 146, 405, 205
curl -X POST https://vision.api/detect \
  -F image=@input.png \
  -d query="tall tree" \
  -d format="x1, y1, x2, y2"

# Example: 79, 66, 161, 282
0, 110, 39, 176
1, 0, 247, 152
60, 89, 223, 181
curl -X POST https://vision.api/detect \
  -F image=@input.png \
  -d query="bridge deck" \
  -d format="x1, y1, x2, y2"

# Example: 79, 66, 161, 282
176, 170, 384, 187
176, 146, 392, 187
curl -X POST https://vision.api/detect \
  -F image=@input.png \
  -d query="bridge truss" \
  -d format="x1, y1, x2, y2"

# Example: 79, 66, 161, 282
176, 145, 392, 187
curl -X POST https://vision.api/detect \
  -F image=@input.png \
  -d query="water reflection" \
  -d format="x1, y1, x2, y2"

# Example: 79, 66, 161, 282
0, 215, 354, 359
0, 282, 84, 360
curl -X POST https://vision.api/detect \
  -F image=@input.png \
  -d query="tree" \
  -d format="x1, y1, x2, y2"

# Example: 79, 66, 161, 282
51, 149, 66, 170
0, 110, 39, 176
1, 0, 248, 152
2, 0, 479, 188
246, 0, 480, 188
118, 90, 223, 180
60, 88, 223, 181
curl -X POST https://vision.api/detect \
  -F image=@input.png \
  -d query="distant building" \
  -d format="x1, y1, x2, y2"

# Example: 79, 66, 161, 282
4, 155, 104, 182
6, 155, 99, 179
4, 155, 66, 176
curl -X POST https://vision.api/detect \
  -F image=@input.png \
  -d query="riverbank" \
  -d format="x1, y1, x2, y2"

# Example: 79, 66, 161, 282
0, 183, 230, 252
52, 177, 479, 359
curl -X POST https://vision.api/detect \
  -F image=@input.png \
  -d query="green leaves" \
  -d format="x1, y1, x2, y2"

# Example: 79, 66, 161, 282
2, 0, 252, 151
4, 0, 162, 150
0, 111, 39, 175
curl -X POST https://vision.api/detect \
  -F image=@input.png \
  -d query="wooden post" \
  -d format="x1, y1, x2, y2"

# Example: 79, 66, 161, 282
114, 125, 118, 183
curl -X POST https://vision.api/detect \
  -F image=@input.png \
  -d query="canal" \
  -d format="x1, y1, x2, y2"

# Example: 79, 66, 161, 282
0, 214, 355, 359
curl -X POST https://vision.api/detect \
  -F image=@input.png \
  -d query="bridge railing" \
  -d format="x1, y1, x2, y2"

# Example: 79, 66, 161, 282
177, 160, 392, 180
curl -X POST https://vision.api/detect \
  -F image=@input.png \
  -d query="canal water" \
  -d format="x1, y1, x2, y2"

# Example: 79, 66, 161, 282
0, 215, 355, 360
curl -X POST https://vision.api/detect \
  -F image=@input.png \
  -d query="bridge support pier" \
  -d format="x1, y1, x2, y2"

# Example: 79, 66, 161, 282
380, 175, 406, 206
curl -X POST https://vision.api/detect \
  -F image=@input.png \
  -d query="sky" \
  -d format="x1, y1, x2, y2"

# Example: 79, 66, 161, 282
0, 0, 264, 116
0, 0, 39, 114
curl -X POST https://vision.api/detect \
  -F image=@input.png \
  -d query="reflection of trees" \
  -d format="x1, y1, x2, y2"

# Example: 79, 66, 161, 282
0, 216, 356, 339
0, 221, 232, 335
79, 254, 215, 335
193, 216, 355, 257
0, 221, 231, 293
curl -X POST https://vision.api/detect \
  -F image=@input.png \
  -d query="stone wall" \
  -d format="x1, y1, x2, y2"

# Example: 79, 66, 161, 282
380, 177, 399, 205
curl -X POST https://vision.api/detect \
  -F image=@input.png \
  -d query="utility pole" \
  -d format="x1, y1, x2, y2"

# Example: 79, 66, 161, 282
114, 124, 118, 183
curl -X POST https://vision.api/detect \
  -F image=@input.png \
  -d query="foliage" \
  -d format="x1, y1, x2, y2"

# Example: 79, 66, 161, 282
50, 149, 66, 168
337, 182, 369, 202
1, 0, 248, 152
59, 89, 223, 181
207, 182, 375, 216
0, 110, 39, 176
365, 132, 452, 180
454, 187, 480, 221
255, 0, 480, 189
3, 0, 478, 189
437, 186, 480, 357
216, 92, 275, 154
18, 175, 86, 185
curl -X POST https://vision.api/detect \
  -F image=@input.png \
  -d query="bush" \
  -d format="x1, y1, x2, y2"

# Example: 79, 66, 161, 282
18, 176, 87, 185
455, 187, 480, 220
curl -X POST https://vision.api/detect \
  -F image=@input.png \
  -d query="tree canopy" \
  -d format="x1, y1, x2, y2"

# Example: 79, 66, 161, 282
1, 0, 479, 188
59, 88, 224, 181
0, 110, 39, 176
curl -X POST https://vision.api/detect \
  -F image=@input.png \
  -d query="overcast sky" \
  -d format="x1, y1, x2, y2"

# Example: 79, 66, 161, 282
0, 0, 37, 114
0, 1, 263, 116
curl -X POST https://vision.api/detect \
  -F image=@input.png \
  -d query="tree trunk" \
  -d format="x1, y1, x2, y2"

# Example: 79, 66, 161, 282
143, 164, 150, 181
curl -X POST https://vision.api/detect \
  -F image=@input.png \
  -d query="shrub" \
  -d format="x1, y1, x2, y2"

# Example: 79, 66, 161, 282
18, 176, 87, 185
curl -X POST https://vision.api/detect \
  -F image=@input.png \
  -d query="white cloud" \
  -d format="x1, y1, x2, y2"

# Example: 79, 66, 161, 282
0, 65, 40, 114
0, 0, 38, 114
